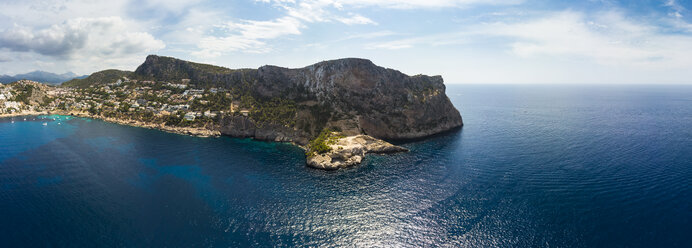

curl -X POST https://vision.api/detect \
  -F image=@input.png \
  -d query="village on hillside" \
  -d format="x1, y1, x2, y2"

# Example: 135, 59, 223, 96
0, 78, 254, 133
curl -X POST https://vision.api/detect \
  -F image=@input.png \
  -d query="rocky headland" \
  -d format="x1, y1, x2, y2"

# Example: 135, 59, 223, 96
4, 55, 463, 169
306, 134, 409, 170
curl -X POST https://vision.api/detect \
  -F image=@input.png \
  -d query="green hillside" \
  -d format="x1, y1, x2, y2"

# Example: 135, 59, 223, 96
62, 69, 132, 88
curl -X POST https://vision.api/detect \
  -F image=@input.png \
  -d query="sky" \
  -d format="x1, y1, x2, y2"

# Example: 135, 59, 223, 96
1, 0, 692, 84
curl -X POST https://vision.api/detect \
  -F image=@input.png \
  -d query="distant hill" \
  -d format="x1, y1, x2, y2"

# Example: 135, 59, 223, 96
61, 69, 132, 88
134, 55, 235, 82
61, 56, 238, 89
0, 75, 16, 84
0, 71, 87, 84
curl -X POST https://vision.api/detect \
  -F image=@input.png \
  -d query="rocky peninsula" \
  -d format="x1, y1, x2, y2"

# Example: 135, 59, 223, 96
2, 55, 463, 169
306, 134, 409, 170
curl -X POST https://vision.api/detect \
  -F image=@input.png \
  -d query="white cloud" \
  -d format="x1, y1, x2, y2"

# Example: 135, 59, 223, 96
344, 31, 399, 40
192, 37, 266, 58
0, 1, 175, 74
0, 16, 165, 74
366, 32, 469, 50
0, 17, 165, 59
2, 0, 691, 84
368, 10, 692, 69
260, 0, 523, 9
336, 14, 377, 25
661, 0, 692, 32
337, 0, 524, 9
664, 0, 685, 18
192, 0, 378, 57
484, 11, 692, 67
354, 9, 692, 84
192, 17, 303, 57
0, 53, 11, 63
279, 1, 377, 25
229, 17, 304, 40
212, 0, 515, 56
370, 43, 413, 50
133, 0, 203, 14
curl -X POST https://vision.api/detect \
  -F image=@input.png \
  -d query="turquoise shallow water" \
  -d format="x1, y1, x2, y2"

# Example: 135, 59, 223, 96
0, 85, 691, 247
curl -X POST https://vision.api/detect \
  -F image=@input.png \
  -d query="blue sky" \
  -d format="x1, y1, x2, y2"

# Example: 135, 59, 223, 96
1, 0, 692, 84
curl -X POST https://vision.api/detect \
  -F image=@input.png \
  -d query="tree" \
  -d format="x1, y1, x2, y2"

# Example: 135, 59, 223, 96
118, 102, 131, 112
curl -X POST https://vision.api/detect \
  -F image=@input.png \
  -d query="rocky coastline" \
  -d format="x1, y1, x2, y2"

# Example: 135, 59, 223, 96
2, 55, 464, 170
306, 135, 409, 170
0, 110, 49, 118
1, 110, 413, 170
0, 111, 220, 138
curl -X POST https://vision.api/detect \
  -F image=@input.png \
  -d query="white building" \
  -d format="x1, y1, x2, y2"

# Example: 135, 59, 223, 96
204, 110, 217, 118
4, 101, 21, 109
184, 112, 196, 121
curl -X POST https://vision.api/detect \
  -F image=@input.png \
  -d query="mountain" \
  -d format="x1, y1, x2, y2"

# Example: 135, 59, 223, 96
0, 75, 16, 84
134, 55, 462, 142
62, 69, 131, 88
65, 55, 462, 145
0, 71, 87, 84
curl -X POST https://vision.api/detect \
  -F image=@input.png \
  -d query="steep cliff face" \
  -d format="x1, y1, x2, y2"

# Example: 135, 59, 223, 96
217, 116, 307, 144
284, 58, 463, 140
134, 55, 463, 144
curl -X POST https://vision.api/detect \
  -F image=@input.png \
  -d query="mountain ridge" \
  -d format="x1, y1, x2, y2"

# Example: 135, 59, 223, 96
0, 70, 87, 84
65, 55, 463, 144
62, 69, 132, 88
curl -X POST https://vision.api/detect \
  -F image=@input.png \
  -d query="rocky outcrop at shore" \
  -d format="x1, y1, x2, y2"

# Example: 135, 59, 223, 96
306, 135, 408, 170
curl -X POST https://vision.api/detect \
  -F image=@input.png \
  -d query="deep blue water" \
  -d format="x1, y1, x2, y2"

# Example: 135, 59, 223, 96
1, 85, 691, 247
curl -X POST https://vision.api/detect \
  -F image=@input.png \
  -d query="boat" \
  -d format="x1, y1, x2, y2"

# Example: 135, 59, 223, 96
42, 123, 47, 126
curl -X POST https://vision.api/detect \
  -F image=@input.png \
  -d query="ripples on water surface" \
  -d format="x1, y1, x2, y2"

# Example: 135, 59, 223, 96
0, 85, 691, 247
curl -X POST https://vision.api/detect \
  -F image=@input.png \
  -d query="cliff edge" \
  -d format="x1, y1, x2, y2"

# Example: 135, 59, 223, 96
68, 55, 463, 169
135, 55, 463, 143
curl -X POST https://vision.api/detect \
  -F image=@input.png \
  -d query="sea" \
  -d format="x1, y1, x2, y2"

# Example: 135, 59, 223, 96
0, 85, 690, 247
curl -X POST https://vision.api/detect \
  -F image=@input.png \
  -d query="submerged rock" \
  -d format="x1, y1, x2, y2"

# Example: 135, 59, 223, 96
306, 135, 408, 170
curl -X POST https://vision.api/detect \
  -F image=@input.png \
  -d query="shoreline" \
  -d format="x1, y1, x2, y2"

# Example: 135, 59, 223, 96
0, 111, 50, 118
0, 111, 310, 149
1, 111, 412, 169
0, 111, 220, 138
